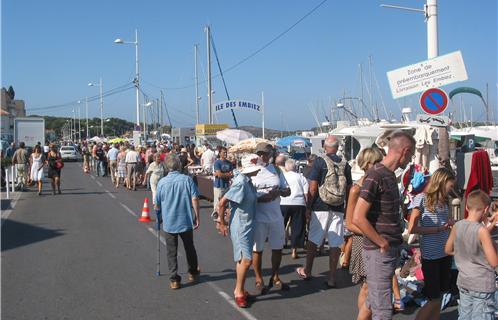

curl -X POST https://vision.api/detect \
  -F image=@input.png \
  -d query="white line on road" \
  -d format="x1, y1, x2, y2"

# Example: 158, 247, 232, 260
90, 175, 95, 180
104, 190, 116, 199
95, 180, 103, 187
119, 202, 137, 217
146, 226, 167, 246
1, 191, 22, 227
211, 284, 259, 320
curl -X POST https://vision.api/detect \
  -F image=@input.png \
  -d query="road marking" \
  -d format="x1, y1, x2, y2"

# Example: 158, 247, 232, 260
146, 226, 167, 246
119, 202, 137, 217
96, 180, 103, 187
90, 175, 95, 180
1, 191, 22, 227
211, 284, 259, 320
104, 189, 116, 199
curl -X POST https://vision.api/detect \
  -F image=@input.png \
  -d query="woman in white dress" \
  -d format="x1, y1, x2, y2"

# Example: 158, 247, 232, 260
30, 145, 45, 195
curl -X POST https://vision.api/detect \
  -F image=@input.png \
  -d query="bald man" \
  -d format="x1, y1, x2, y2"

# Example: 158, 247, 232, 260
352, 130, 415, 320
297, 135, 352, 288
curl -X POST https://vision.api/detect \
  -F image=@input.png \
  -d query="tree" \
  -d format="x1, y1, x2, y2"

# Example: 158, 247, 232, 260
7, 86, 15, 100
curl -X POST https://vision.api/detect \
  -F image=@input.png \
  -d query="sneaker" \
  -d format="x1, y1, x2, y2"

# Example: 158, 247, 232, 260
170, 280, 181, 290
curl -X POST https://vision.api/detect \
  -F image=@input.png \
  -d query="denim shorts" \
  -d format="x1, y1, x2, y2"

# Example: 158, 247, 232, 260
458, 287, 495, 320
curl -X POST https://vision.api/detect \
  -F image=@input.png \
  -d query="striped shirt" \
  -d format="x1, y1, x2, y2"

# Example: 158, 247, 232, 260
359, 163, 403, 250
412, 193, 449, 260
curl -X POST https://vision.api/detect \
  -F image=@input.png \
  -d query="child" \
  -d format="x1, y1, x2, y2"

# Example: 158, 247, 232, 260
408, 167, 455, 320
445, 190, 498, 320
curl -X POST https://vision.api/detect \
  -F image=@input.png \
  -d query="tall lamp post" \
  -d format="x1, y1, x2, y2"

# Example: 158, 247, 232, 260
114, 29, 140, 130
88, 78, 104, 137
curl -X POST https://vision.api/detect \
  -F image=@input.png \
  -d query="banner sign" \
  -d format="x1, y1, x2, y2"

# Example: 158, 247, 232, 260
214, 100, 261, 113
195, 123, 229, 136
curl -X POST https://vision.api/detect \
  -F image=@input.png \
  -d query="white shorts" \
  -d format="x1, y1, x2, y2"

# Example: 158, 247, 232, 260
308, 211, 344, 247
253, 220, 285, 252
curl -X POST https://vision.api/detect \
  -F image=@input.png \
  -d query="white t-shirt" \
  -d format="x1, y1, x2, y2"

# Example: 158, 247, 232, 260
201, 149, 216, 171
43, 145, 50, 153
251, 164, 288, 223
280, 171, 308, 206
125, 150, 140, 163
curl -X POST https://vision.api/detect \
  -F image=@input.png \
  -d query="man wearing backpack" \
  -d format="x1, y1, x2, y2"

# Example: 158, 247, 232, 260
296, 135, 352, 288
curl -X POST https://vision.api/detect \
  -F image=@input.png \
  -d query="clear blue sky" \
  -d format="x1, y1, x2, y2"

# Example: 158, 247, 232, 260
2, 0, 497, 130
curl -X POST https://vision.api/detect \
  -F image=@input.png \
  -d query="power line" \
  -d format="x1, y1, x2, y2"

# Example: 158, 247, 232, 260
27, 82, 135, 112
143, 0, 329, 90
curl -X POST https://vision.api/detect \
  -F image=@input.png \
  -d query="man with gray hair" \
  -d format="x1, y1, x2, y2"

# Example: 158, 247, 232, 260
353, 130, 415, 319
155, 156, 201, 290
296, 135, 352, 288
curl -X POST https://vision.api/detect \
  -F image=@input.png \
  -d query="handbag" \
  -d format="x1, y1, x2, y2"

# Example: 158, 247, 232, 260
55, 159, 64, 169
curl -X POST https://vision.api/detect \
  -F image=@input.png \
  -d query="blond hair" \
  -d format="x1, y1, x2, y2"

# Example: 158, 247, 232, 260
466, 189, 491, 211
425, 167, 455, 212
357, 147, 383, 171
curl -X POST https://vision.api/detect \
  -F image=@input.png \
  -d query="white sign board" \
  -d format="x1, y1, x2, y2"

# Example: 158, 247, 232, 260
214, 100, 261, 113
416, 114, 450, 127
387, 51, 468, 99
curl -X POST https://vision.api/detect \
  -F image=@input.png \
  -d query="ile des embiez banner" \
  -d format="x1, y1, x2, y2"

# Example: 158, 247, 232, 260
214, 100, 261, 113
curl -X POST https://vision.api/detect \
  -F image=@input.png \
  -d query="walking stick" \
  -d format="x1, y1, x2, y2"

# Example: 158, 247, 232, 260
156, 209, 162, 276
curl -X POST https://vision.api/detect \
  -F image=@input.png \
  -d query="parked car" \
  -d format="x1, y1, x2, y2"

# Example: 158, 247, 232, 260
60, 146, 81, 161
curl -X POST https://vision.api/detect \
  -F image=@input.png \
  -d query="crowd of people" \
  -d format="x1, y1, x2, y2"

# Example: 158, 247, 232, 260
3, 132, 498, 319
152, 131, 498, 320
3, 141, 63, 195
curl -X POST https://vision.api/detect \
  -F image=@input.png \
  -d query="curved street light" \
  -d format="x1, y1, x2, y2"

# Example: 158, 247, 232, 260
88, 79, 104, 136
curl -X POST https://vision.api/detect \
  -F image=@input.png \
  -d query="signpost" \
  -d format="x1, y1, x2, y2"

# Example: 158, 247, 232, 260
419, 87, 448, 115
387, 50, 468, 99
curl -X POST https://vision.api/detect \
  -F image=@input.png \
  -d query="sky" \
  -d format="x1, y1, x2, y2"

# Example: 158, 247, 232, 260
2, 0, 497, 130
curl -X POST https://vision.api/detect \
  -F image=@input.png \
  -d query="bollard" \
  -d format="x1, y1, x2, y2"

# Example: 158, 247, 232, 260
10, 165, 15, 193
5, 168, 9, 199
451, 198, 461, 221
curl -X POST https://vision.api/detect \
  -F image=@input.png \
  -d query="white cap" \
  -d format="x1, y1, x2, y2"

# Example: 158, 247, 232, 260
240, 154, 264, 174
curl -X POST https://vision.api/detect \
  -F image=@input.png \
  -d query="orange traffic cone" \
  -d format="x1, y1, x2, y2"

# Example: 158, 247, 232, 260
138, 198, 153, 222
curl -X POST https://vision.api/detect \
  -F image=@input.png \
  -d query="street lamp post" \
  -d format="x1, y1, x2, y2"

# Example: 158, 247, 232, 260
88, 78, 104, 137
85, 97, 89, 139
114, 29, 140, 130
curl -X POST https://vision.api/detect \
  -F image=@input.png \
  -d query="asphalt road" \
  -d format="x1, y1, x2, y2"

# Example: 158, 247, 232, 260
1, 163, 458, 320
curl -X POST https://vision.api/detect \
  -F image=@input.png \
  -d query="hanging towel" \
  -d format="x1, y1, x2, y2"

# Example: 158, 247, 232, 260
464, 149, 494, 218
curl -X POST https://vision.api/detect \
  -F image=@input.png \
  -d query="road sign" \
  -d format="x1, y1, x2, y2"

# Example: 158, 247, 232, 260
387, 51, 468, 99
420, 88, 448, 115
416, 114, 450, 127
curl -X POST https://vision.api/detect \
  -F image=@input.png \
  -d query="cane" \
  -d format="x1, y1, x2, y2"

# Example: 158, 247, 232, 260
156, 209, 162, 276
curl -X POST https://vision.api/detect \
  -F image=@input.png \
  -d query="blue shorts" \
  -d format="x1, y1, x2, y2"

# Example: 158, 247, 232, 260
458, 287, 495, 320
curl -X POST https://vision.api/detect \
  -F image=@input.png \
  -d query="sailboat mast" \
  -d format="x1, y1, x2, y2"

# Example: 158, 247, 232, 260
205, 26, 213, 124
194, 44, 200, 125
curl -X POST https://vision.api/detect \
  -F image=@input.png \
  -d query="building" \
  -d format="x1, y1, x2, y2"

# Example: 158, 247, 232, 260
1, 87, 26, 142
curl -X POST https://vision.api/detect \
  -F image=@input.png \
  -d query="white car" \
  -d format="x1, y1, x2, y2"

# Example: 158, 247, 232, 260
60, 146, 80, 161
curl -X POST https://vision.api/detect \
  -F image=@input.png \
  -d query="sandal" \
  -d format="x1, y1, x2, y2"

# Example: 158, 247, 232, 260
323, 281, 337, 289
254, 282, 267, 295
295, 267, 311, 280
234, 295, 248, 308
268, 278, 290, 291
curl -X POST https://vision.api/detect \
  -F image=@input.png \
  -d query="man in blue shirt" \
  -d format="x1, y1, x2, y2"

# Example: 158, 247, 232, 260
213, 147, 233, 216
155, 156, 200, 290
107, 144, 119, 185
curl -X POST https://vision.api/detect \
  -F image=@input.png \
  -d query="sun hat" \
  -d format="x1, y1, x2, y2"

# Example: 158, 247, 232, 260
180, 147, 188, 153
240, 154, 264, 174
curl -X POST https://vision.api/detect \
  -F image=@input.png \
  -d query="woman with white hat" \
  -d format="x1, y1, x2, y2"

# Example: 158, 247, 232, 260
217, 154, 263, 308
